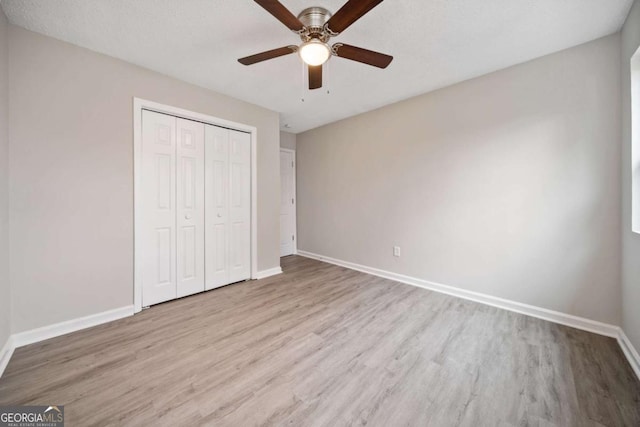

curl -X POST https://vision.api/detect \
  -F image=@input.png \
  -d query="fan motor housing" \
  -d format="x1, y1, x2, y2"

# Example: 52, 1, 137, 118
297, 7, 332, 41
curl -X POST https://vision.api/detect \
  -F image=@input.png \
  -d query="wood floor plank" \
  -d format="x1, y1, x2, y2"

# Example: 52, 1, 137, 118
0, 255, 638, 426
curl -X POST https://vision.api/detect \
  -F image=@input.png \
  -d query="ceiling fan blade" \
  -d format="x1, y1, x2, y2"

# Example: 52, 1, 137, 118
325, 0, 384, 35
238, 46, 298, 65
332, 43, 393, 69
254, 0, 305, 32
309, 65, 322, 90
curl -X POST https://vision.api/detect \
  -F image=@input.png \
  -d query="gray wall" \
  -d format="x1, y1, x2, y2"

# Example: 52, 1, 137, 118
0, 9, 9, 349
8, 26, 281, 333
297, 35, 622, 325
622, 0, 640, 352
280, 131, 297, 150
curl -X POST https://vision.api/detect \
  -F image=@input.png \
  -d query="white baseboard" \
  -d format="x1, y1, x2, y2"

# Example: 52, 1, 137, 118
618, 329, 640, 380
0, 335, 15, 378
297, 250, 640, 379
0, 305, 134, 378
3, 260, 639, 382
255, 267, 283, 280
297, 251, 620, 337
12, 305, 134, 349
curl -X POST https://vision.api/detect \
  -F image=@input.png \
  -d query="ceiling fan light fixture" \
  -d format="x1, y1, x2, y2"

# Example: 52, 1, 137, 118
239, 0, 393, 90
299, 39, 331, 66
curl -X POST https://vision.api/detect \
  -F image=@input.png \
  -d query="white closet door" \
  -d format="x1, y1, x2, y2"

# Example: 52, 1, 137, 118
280, 150, 295, 256
176, 118, 205, 298
228, 130, 251, 283
205, 125, 230, 289
141, 110, 177, 306
205, 125, 251, 288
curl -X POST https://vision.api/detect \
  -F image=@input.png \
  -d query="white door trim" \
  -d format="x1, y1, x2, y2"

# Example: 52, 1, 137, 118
280, 148, 297, 255
133, 98, 258, 313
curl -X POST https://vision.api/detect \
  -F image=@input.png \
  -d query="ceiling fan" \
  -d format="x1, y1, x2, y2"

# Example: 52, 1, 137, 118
238, 0, 393, 90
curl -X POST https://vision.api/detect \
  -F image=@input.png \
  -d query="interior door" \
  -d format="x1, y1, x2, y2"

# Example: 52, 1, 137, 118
176, 118, 205, 298
205, 125, 230, 289
228, 130, 252, 283
280, 150, 295, 256
140, 110, 251, 305
205, 126, 251, 288
141, 110, 177, 306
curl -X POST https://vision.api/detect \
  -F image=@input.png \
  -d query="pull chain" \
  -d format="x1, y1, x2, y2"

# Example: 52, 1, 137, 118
325, 59, 330, 95
300, 60, 306, 103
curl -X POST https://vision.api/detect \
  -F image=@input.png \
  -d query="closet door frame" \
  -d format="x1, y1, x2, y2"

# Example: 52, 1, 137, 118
133, 98, 258, 313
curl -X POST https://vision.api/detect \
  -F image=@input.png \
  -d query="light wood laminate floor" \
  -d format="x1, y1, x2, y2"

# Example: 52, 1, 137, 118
1, 256, 639, 426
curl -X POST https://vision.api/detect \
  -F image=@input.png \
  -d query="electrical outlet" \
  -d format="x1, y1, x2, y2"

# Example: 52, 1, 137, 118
393, 246, 401, 257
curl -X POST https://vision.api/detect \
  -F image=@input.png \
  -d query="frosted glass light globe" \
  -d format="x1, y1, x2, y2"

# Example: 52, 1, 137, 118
299, 40, 331, 66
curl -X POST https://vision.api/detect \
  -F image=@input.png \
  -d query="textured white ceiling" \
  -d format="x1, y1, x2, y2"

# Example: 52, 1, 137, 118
0, 0, 633, 133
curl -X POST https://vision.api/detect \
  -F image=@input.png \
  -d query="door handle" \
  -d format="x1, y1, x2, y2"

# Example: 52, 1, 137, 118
185, 214, 192, 220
